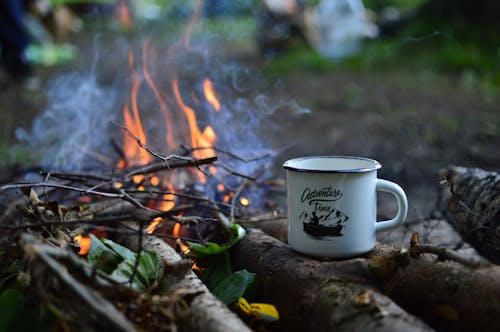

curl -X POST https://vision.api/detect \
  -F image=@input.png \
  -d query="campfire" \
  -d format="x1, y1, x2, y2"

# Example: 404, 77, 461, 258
0, 5, 279, 331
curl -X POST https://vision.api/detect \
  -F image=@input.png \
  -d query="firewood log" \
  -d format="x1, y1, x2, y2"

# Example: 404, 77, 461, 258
231, 228, 432, 332
231, 227, 500, 332
437, 166, 500, 263
117, 229, 252, 332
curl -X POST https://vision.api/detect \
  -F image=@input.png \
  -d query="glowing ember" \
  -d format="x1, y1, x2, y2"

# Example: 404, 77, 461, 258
78, 196, 92, 204
150, 176, 160, 186
239, 197, 250, 206
132, 174, 144, 184
74, 235, 91, 255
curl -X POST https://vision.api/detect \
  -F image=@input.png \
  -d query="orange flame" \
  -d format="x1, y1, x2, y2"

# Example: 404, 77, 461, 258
203, 79, 220, 112
115, 10, 228, 247
147, 217, 162, 234
173, 222, 189, 253
173, 79, 217, 183
74, 235, 91, 255
118, 51, 152, 168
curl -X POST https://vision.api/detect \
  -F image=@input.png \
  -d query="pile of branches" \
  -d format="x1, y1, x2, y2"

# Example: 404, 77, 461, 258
0, 143, 270, 331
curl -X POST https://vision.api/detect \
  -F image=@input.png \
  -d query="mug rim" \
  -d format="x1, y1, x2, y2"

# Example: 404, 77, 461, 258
283, 156, 382, 173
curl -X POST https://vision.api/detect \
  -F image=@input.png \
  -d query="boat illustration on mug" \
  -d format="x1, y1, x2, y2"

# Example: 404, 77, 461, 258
301, 209, 349, 238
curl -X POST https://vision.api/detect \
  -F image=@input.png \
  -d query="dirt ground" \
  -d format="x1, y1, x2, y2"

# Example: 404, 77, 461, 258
0, 27, 499, 248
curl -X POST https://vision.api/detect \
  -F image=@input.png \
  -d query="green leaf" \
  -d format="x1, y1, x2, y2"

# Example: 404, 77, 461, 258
212, 269, 256, 305
0, 289, 25, 332
136, 251, 159, 284
86, 235, 158, 289
197, 253, 232, 291
101, 237, 136, 262
87, 234, 121, 274
108, 251, 158, 289
0, 288, 53, 331
110, 260, 147, 289
188, 223, 246, 257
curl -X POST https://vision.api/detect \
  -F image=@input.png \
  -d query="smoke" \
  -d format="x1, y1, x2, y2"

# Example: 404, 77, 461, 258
16, 70, 120, 171
14, 4, 310, 204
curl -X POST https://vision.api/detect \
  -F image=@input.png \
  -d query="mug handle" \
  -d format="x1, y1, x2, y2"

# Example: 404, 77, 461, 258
375, 179, 408, 232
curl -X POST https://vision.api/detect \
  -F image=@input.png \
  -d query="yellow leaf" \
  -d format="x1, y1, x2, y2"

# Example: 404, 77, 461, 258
238, 298, 279, 322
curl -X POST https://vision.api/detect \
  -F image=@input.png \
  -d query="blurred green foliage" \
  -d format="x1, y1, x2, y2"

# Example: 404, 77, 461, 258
263, 0, 499, 95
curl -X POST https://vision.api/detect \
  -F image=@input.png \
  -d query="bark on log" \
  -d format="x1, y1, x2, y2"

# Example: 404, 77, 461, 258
117, 230, 251, 332
231, 227, 432, 332
437, 166, 500, 263
232, 227, 500, 332
372, 247, 500, 331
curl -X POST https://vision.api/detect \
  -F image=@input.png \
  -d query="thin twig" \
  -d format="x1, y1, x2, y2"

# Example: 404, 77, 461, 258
129, 220, 144, 288
409, 232, 489, 268
123, 157, 217, 178
40, 171, 112, 183
1, 182, 125, 198
0, 205, 192, 231
181, 144, 271, 163
116, 188, 146, 209
237, 213, 288, 224
112, 121, 195, 164
213, 162, 256, 181
230, 179, 249, 221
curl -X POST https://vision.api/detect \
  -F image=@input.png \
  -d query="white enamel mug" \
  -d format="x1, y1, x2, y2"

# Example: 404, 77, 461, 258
284, 156, 408, 258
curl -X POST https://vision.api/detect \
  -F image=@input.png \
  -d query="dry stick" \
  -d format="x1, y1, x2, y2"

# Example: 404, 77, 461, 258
408, 230, 489, 269
123, 156, 217, 178
129, 188, 233, 210
230, 179, 249, 221
21, 234, 136, 332
213, 162, 256, 181
75, 199, 128, 220
183, 144, 272, 163
179, 144, 265, 181
83, 155, 217, 193
40, 171, 112, 183
237, 213, 288, 224
129, 220, 144, 288
1, 181, 158, 217
0, 205, 192, 231
1, 182, 125, 198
